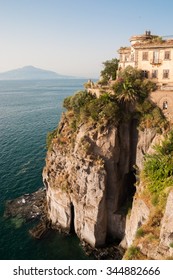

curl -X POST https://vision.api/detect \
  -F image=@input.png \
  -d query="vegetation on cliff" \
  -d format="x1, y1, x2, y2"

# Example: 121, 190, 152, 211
44, 64, 173, 259
46, 129, 58, 149
143, 130, 173, 198
112, 66, 167, 130
124, 130, 173, 260
46, 66, 167, 150
113, 66, 157, 103
64, 66, 166, 128
63, 91, 120, 126
99, 58, 119, 85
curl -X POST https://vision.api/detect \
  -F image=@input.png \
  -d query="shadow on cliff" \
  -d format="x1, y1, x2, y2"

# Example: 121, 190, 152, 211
70, 203, 75, 233
120, 118, 138, 208
106, 118, 138, 246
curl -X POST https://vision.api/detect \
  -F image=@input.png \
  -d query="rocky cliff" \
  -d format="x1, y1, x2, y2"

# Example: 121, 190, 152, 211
43, 112, 137, 247
122, 128, 173, 259
42, 72, 173, 259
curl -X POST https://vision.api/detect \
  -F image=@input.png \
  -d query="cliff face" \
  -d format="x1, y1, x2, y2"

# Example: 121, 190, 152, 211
43, 113, 137, 247
123, 128, 173, 259
123, 184, 173, 259
43, 109, 173, 259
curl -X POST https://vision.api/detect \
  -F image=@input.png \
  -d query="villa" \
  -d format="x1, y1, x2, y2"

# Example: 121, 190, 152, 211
118, 31, 173, 120
118, 31, 173, 90
88, 31, 173, 120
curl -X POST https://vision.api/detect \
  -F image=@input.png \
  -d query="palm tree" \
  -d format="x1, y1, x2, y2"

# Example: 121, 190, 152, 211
113, 66, 156, 112
116, 80, 138, 104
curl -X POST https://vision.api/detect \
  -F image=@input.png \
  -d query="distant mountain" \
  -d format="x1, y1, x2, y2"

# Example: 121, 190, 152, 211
0, 66, 75, 80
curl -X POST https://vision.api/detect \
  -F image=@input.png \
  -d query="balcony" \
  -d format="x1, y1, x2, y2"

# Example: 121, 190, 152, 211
150, 59, 162, 65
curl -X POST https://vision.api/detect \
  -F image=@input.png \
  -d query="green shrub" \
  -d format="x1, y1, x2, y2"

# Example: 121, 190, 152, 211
136, 228, 145, 238
100, 58, 119, 82
63, 90, 120, 125
151, 194, 159, 206
62, 67, 165, 131
63, 96, 73, 110
113, 66, 156, 105
125, 246, 140, 260
46, 129, 58, 149
143, 130, 173, 196
136, 99, 167, 131
81, 93, 120, 123
112, 66, 166, 130
63, 91, 95, 112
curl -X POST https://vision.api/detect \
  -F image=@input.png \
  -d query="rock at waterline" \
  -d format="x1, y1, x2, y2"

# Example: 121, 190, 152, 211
80, 240, 124, 260
4, 188, 49, 238
4, 187, 46, 222
29, 221, 49, 239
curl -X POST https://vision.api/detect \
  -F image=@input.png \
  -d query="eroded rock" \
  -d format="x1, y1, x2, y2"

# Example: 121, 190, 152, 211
4, 188, 46, 222
43, 113, 137, 247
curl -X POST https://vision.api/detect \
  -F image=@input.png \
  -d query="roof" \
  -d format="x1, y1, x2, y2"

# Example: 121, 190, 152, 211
130, 33, 158, 42
118, 47, 131, 53
133, 39, 173, 49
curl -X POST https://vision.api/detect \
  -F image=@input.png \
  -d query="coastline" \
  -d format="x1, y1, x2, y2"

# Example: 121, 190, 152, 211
4, 188, 124, 260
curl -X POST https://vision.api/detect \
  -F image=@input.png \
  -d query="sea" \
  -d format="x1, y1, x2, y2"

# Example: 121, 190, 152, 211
0, 79, 94, 260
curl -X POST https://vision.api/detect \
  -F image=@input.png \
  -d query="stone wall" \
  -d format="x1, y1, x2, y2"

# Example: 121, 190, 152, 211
150, 90, 173, 122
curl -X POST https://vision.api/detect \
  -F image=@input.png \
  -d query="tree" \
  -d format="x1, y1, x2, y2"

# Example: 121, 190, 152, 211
113, 66, 156, 107
100, 58, 119, 84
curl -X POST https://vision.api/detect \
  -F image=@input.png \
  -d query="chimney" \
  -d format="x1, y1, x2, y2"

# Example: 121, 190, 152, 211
145, 30, 151, 36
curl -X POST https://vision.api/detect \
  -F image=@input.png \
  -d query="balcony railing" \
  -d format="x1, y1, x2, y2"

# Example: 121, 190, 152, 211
150, 59, 162, 65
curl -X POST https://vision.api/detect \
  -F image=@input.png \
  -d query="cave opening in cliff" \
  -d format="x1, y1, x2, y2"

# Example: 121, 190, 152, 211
122, 170, 136, 209
127, 170, 136, 200
70, 203, 75, 233
122, 118, 138, 208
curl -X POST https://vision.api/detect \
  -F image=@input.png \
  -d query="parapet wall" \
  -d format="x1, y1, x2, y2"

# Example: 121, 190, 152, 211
87, 87, 114, 98
150, 90, 173, 122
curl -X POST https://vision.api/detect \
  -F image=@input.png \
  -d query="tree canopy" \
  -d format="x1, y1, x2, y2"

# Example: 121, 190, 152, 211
100, 58, 119, 84
113, 66, 157, 105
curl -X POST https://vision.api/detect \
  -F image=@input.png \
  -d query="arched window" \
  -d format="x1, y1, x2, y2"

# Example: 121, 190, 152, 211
163, 101, 168, 110
142, 70, 148, 78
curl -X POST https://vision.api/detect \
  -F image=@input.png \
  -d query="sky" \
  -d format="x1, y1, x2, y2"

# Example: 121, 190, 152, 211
0, 0, 173, 78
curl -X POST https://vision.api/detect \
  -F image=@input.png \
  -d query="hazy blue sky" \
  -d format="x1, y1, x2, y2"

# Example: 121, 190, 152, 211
0, 0, 173, 78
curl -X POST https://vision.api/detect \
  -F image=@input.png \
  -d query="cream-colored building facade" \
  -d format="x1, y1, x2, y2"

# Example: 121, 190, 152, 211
118, 31, 173, 121
88, 31, 173, 120
118, 31, 173, 89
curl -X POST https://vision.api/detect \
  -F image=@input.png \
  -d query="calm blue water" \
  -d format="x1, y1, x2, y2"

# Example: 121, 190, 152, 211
0, 79, 92, 260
